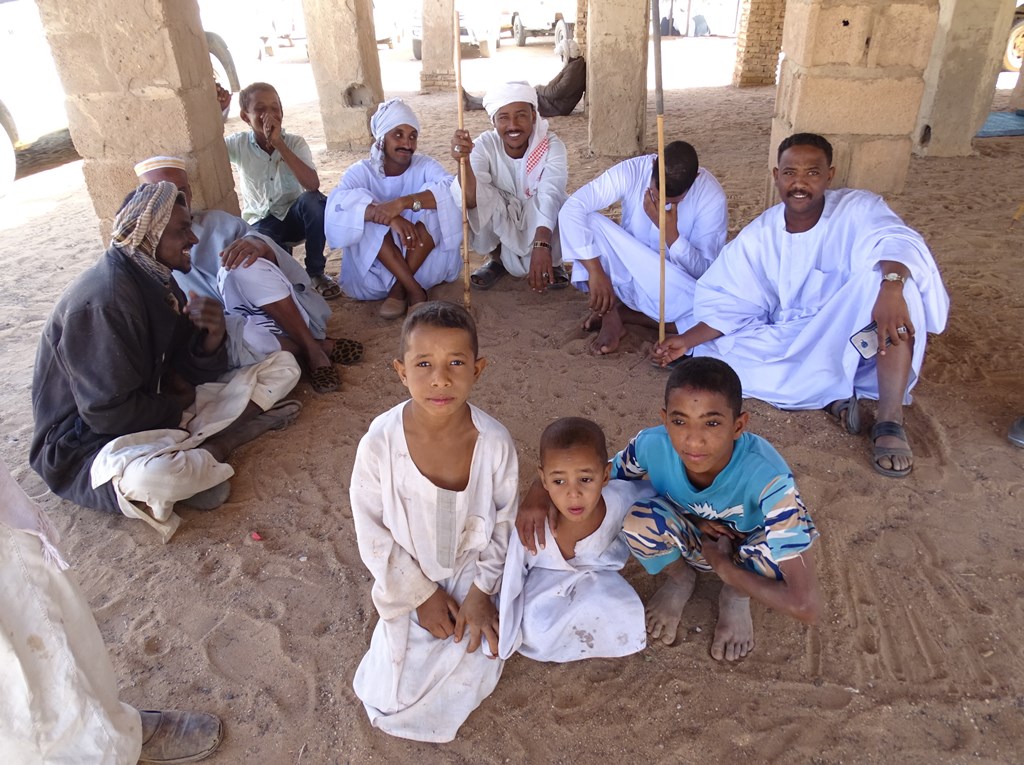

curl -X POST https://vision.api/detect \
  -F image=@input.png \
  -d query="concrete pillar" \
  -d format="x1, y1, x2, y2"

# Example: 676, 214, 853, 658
1011, 72, 1024, 111
914, 0, 1018, 156
421, 0, 457, 92
303, 0, 383, 150
35, 0, 237, 238
587, 0, 648, 156
769, 0, 938, 203
733, 0, 787, 87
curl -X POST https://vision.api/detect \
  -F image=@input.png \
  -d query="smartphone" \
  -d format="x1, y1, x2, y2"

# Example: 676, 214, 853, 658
849, 321, 891, 359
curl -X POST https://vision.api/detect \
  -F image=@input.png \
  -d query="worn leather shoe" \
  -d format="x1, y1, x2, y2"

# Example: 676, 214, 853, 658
139, 709, 223, 764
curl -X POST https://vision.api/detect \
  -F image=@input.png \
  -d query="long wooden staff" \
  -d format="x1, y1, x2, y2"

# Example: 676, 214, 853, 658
454, 8, 471, 310
651, 0, 667, 343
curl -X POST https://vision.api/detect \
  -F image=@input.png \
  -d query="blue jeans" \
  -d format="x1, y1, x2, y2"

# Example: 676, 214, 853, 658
252, 191, 327, 276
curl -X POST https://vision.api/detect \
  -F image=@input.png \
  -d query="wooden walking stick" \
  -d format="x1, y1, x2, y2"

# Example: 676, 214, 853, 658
651, 0, 667, 343
454, 8, 472, 310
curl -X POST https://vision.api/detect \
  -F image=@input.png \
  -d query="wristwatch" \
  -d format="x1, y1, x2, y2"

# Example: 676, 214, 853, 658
410, 197, 422, 213
882, 272, 906, 284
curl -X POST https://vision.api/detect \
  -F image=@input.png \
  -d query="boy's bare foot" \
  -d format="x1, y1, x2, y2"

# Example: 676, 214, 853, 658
711, 585, 754, 661
645, 561, 696, 645
588, 306, 626, 356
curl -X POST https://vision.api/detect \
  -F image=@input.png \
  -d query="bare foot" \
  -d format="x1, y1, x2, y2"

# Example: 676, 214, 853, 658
582, 311, 602, 332
645, 561, 696, 646
588, 306, 626, 356
711, 585, 754, 661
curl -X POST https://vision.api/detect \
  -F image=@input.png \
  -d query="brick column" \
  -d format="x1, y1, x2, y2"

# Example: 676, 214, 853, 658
303, 0, 383, 150
733, 0, 786, 87
914, 0, 1018, 157
421, 0, 456, 91
575, 0, 588, 57
769, 0, 938, 203
587, 0, 648, 156
35, 0, 237, 238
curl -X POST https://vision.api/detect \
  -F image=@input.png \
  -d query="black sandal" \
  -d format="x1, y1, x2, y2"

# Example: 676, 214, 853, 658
470, 259, 506, 290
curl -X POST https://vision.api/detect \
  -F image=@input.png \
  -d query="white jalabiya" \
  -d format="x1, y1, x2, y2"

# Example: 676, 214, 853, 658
90, 352, 300, 543
0, 461, 142, 764
498, 480, 655, 662
693, 188, 950, 409
350, 402, 518, 743
325, 155, 463, 300
451, 128, 568, 277
559, 157, 728, 325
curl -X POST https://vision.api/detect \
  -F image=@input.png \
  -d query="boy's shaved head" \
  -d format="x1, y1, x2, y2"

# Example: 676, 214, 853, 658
399, 300, 479, 358
539, 417, 608, 464
665, 357, 743, 417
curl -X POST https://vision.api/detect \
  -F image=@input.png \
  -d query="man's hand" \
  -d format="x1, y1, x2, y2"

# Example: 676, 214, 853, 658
220, 236, 275, 270
643, 188, 680, 245
586, 267, 616, 316
527, 246, 554, 292
651, 335, 690, 367
872, 282, 914, 356
185, 291, 227, 354
390, 216, 421, 248
214, 81, 231, 114
372, 197, 407, 224
693, 516, 741, 541
515, 479, 558, 555
416, 586, 460, 640
451, 129, 474, 161
454, 585, 499, 656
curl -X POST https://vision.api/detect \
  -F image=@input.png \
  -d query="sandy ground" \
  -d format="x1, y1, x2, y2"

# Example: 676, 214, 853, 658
3, 37, 1024, 764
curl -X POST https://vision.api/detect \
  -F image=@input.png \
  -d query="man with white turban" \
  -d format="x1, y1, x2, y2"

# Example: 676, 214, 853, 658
326, 98, 463, 319
136, 156, 362, 394
30, 182, 301, 541
450, 81, 569, 291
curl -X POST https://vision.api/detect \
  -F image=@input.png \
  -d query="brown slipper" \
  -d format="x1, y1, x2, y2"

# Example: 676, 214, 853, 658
329, 337, 364, 366
310, 365, 340, 394
139, 709, 223, 764
379, 296, 407, 319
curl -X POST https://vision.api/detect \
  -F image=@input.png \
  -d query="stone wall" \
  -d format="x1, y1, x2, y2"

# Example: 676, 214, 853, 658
733, 0, 786, 87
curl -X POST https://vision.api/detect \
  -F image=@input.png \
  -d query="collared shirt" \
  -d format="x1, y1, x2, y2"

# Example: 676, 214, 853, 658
225, 130, 314, 224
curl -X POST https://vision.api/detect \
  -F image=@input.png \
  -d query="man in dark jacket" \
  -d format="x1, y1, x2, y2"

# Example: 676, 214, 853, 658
30, 182, 300, 533
463, 43, 586, 118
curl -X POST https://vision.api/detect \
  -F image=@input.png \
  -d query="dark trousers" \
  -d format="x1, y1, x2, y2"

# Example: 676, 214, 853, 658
252, 190, 327, 276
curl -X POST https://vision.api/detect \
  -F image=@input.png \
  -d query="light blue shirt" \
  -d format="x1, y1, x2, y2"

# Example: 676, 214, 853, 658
225, 130, 314, 224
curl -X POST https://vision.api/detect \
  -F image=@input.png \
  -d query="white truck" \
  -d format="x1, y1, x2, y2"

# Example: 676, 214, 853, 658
508, 1, 575, 59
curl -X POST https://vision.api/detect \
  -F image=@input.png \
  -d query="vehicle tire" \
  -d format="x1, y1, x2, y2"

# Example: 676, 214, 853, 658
1005, 19, 1024, 72
205, 32, 240, 92
0, 125, 15, 199
514, 15, 527, 47
412, 37, 422, 61
478, 38, 494, 58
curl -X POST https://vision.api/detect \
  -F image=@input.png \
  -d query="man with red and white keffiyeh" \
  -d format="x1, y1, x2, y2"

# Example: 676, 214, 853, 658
449, 81, 569, 293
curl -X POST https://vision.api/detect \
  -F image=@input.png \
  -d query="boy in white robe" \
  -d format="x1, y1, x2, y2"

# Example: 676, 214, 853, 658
326, 99, 463, 319
499, 417, 652, 662
654, 133, 950, 478
450, 81, 569, 292
559, 141, 728, 355
350, 302, 517, 742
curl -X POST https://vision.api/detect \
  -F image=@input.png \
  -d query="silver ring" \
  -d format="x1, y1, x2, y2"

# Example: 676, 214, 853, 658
405, 235, 412, 239
543, 272, 549, 279
896, 326, 908, 334
454, 146, 461, 153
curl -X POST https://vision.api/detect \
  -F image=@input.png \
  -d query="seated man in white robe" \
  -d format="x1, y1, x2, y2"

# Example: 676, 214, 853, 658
450, 81, 569, 292
499, 417, 652, 662
653, 133, 950, 478
325, 99, 463, 319
559, 140, 728, 355
136, 157, 362, 395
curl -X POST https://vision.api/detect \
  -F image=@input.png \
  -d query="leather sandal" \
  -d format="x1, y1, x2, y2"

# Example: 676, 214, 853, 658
138, 709, 223, 764
825, 395, 862, 435
309, 365, 340, 394
329, 337, 364, 366
870, 420, 913, 478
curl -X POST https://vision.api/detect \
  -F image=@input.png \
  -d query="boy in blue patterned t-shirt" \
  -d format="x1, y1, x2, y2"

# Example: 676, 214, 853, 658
517, 357, 820, 662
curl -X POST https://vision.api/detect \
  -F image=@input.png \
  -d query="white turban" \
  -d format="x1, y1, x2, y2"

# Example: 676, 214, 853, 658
482, 81, 537, 119
369, 98, 420, 176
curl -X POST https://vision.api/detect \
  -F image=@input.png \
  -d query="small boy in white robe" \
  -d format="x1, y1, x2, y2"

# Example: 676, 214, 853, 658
499, 417, 652, 662
349, 301, 518, 743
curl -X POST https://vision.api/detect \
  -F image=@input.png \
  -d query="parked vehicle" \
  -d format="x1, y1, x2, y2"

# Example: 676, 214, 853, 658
409, 6, 502, 60
508, 1, 575, 55
1005, 2, 1024, 72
